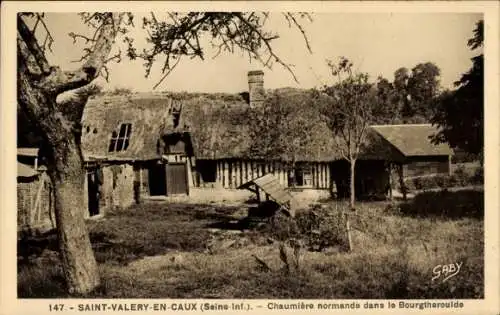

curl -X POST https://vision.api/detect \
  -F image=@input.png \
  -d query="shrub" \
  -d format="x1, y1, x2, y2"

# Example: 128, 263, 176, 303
453, 165, 468, 186
398, 189, 484, 219
294, 205, 348, 252
264, 212, 300, 241
412, 177, 423, 190
435, 175, 448, 188
471, 165, 484, 185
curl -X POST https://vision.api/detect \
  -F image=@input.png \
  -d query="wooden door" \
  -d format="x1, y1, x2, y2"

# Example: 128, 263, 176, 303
166, 163, 188, 195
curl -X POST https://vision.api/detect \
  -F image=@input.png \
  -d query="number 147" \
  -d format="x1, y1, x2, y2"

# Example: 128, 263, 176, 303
49, 304, 65, 312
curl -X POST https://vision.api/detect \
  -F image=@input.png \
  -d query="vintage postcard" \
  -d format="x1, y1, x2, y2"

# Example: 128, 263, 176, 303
1, 1, 498, 315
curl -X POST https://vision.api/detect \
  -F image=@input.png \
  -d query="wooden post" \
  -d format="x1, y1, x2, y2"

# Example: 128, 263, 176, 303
326, 163, 331, 191
344, 211, 353, 252
320, 163, 324, 188
216, 161, 220, 186
232, 161, 237, 188
397, 163, 407, 201
245, 161, 250, 183
284, 165, 289, 187
239, 160, 243, 187
319, 164, 323, 188
223, 161, 229, 188
228, 162, 233, 188
323, 164, 328, 188
316, 163, 320, 188
276, 163, 282, 185
448, 154, 452, 176
31, 175, 45, 226
388, 163, 393, 200
310, 164, 314, 188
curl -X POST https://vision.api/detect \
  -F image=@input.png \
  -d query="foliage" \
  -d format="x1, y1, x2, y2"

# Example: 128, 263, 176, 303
431, 20, 483, 155
398, 189, 484, 219
246, 90, 329, 164
73, 12, 312, 88
320, 57, 385, 208
372, 62, 441, 123
295, 205, 349, 251
402, 164, 483, 193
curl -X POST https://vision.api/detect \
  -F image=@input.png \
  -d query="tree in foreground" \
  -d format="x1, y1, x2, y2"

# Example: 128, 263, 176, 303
320, 57, 381, 210
431, 20, 483, 158
17, 11, 311, 294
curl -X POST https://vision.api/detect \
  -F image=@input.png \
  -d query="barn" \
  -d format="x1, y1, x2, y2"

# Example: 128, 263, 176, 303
80, 93, 195, 217
371, 124, 453, 178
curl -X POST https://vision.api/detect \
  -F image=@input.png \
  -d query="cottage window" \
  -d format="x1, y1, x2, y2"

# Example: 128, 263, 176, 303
289, 165, 313, 188
108, 123, 132, 152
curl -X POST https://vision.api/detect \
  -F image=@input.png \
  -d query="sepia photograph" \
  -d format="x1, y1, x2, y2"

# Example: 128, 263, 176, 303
3, 2, 498, 310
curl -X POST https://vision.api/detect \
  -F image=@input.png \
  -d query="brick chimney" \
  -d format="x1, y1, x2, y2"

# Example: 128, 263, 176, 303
248, 70, 265, 108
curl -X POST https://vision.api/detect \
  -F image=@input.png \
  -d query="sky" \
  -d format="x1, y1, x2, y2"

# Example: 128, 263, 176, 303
36, 12, 482, 94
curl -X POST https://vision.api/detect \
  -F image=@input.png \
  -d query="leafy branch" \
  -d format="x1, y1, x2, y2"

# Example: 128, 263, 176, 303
69, 12, 312, 89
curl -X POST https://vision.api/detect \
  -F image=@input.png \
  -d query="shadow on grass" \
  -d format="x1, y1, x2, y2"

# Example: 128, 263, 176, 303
205, 220, 245, 230
398, 189, 484, 219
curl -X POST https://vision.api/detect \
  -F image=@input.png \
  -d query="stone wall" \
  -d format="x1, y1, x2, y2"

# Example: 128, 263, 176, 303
101, 163, 135, 211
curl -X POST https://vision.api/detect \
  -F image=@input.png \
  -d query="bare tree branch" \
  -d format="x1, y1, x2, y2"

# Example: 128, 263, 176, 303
17, 15, 51, 74
39, 13, 123, 95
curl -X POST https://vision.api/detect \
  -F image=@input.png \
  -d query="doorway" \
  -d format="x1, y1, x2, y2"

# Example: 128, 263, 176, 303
166, 163, 188, 195
87, 169, 100, 216
148, 163, 167, 196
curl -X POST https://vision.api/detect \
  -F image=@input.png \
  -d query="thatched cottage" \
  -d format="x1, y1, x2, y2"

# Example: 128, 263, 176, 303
16, 72, 453, 232
78, 71, 453, 214
81, 93, 195, 216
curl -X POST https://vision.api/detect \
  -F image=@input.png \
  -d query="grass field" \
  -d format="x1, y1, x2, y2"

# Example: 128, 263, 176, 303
18, 189, 484, 299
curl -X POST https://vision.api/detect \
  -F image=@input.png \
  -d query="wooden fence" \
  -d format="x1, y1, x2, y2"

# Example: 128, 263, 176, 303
17, 171, 55, 233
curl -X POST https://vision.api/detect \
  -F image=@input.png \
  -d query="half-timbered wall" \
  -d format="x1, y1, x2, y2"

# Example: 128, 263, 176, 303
196, 159, 331, 189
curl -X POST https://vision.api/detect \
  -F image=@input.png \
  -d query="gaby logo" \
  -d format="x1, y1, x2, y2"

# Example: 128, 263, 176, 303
432, 262, 463, 283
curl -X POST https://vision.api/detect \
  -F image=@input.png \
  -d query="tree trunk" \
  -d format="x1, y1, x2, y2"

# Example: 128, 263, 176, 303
17, 13, 122, 295
51, 139, 100, 294
349, 158, 356, 210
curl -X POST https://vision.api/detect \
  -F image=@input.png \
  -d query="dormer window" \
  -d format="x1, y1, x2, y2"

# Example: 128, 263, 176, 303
108, 123, 132, 152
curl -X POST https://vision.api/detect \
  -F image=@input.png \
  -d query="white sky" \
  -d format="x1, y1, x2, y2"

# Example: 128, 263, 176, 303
38, 12, 482, 93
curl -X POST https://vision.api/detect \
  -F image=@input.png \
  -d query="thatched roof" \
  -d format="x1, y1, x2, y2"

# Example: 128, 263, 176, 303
80, 90, 438, 163
81, 93, 190, 161
371, 124, 453, 157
